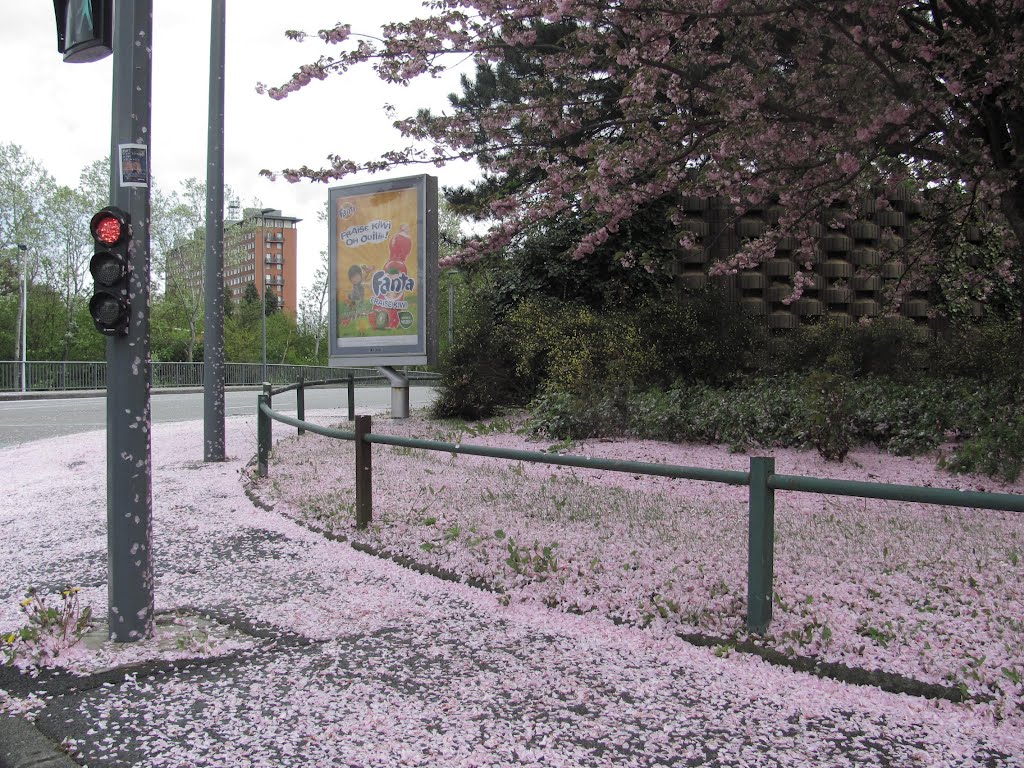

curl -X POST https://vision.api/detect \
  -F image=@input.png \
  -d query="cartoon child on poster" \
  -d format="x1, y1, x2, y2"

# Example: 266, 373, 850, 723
347, 264, 373, 306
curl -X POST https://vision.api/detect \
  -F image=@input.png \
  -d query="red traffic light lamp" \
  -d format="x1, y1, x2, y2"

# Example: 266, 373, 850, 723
88, 207, 132, 335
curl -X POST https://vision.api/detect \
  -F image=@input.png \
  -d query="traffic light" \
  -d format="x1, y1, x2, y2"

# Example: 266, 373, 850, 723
53, 0, 113, 63
89, 207, 132, 336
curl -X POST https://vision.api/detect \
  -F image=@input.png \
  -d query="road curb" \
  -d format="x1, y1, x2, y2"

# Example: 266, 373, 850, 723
0, 716, 77, 768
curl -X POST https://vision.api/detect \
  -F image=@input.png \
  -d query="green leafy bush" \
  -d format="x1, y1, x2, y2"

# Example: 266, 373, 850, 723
943, 412, 1024, 482
767, 316, 928, 379
527, 384, 632, 439
431, 282, 534, 420
528, 374, 1024, 479
434, 264, 1023, 480
805, 371, 852, 462
930, 319, 1023, 382
941, 378, 1024, 481
506, 287, 763, 396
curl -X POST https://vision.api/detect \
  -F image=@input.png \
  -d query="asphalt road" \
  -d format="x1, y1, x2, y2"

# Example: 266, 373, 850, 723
0, 386, 437, 449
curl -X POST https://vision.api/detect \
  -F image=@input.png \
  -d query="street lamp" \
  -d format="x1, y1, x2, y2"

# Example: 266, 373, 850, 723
262, 284, 267, 383
19, 244, 27, 393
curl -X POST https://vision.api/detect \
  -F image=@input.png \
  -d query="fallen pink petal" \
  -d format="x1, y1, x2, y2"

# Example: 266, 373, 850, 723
0, 408, 1021, 766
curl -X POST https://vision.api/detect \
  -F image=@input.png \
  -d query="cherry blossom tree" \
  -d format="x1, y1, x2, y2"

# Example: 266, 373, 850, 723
262, 1, 1023, 292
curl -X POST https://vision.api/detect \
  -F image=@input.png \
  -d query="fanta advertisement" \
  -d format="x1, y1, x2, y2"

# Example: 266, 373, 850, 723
334, 186, 421, 339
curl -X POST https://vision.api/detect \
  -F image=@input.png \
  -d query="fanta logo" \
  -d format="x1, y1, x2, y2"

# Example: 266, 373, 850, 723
372, 270, 415, 296
338, 203, 356, 220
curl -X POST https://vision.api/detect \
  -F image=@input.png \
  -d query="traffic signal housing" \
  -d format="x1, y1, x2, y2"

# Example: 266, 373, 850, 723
54, 0, 113, 63
89, 207, 132, 336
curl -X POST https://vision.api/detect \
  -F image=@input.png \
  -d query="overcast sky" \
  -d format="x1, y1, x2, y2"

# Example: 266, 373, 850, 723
2, 1, 478, 296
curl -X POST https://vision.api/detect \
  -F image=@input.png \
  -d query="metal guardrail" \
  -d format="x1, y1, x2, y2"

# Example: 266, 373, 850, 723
254, 399, 1024, 634
0, 360, 439, 393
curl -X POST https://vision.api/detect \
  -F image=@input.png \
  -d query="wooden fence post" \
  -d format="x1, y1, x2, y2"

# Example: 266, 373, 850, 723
355, 414, 372, 529
257, 389, 270, 478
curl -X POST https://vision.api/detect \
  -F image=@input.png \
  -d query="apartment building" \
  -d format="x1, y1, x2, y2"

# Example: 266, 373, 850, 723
224, 206, 301, 315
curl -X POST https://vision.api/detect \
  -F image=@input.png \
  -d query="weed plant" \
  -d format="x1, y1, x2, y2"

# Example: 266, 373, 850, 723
1, 586, 93, 666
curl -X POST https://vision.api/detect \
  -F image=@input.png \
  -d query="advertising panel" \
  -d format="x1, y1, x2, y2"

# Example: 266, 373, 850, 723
328, 175, 438, 366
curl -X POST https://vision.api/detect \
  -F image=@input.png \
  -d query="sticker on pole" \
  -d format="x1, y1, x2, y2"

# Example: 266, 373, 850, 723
118, 144, 149, 188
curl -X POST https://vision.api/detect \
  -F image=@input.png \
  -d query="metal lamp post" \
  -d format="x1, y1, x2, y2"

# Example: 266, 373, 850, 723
203, 0, 227, 462
262, 283, 268, 383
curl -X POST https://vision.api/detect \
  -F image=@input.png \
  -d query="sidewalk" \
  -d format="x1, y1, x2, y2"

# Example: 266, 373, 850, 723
0, 413, 1020, 767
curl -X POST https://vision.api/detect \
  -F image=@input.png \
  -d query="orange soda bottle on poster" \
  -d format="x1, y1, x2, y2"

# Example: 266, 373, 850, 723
378, 224, 413, 329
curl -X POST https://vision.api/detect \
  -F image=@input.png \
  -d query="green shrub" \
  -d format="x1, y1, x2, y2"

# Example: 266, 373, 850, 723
506, 287, 763, 397
930, 318, 1023, 382
805, 371, 852, 462
766, 316, 927, 379
506, 297, 660, 395
526, 384, 632, 440
943, 412, 1024, 482
940, 379, 1024, 481
636, 290, 765, 385
526, 374, 1024, 480
525, 387, 587, 439
434, 257, 1022, 481
431, 284, 535, 420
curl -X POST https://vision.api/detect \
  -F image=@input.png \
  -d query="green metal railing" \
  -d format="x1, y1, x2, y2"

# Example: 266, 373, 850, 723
255, 394, 1024, 634
0, 360, 439, 393
268, 374, 359, 426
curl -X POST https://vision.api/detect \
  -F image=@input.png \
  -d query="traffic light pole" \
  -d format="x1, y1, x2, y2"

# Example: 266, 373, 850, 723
106, 0, 154, 642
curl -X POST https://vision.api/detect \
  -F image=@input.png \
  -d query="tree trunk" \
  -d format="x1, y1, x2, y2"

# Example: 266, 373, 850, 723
999, 184, 1024, 344
1001, 184, 1024, 264
187, 317, 197, 363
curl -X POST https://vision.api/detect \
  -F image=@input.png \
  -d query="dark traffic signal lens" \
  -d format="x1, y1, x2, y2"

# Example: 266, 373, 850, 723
90, 252, 129, 286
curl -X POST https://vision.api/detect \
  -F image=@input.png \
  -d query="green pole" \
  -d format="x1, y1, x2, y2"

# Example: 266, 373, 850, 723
747, 456, 776, 634
106, 0, 154, 644
354, 414, 372, 529
347, 372, 355, 422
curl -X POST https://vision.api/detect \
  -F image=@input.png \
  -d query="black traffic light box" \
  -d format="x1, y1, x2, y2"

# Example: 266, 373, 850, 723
89, 207, 132, 336
54, 0, 113, 63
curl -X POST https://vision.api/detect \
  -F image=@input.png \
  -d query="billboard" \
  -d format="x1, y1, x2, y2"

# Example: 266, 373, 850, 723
328, 175, 438, 366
